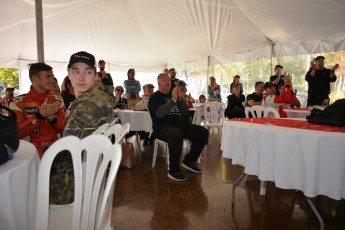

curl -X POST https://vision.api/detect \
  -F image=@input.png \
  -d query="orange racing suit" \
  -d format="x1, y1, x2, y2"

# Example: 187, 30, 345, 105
9, 86, 66, 158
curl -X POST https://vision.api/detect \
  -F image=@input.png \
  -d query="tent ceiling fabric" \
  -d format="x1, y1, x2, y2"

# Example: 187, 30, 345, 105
0, 0, 345, 71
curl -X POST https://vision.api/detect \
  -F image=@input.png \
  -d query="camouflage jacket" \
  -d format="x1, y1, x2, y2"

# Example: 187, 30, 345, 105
63, 85, 116, 138
50, 85, 116, 205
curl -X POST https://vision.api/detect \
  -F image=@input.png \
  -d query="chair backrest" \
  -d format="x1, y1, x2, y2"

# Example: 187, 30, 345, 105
202, 102, 226, 126
192, 105, 205, 125
34, 135, 122, 230
103, 123, 130, 144
263, 106, 280, 118
93, 123, 111, 134
245, 105, 265, 118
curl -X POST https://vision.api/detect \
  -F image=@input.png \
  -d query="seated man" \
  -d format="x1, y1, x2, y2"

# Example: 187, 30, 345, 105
50, 51, 116, 205
9, 63, 65, 158
148, 73, 209, 182
279, 84, 301, 108
263, 75, 295, 118
246, 81, 264, 107
63, 51, 116, 137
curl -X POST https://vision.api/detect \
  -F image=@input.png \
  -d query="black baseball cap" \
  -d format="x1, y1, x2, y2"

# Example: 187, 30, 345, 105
68, 51, 96, 70
177, 80, 188, 87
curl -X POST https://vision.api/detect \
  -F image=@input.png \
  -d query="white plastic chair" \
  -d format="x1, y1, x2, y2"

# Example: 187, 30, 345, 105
93, 123, 111, 135
263, 106, 280, 118
96, 123, 130, 229
202, 101, 226, 141
102, 123, 130, 144
152, 139, 190, 168
33, 135, 122, 230
245, 105, 265, 118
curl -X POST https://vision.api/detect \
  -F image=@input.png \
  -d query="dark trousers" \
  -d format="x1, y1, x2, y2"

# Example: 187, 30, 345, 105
157, 124, 209, 173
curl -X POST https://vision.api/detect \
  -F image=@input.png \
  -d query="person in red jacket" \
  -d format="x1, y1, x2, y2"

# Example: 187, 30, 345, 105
9, 63, 66, 158
263, 75, 295, 118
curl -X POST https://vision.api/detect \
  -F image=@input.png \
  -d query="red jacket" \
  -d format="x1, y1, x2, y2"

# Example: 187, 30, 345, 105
264, 86, 295, 118
9, 86, 66, 158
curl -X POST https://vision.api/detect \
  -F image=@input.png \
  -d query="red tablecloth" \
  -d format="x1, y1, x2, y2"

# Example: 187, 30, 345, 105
230, 118, 345, 133
284, 107, 309, 111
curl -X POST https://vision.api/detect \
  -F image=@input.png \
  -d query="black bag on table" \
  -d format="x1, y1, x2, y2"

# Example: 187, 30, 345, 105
0, 105, 20, 165
306, 99, 345, 127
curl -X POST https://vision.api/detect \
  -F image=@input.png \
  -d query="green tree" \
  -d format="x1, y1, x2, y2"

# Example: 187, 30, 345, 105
0, 68, 19, 88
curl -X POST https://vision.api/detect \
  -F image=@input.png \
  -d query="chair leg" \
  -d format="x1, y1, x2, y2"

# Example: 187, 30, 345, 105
165, 143, 169, 170
152, 141, 158, 168
260, 181, 267, 195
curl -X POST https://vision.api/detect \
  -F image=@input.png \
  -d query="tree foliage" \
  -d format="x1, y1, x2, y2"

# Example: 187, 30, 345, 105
0, 68, 19, 89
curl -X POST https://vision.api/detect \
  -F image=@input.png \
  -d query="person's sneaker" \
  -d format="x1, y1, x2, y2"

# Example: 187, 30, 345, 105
167, 171, 187, 182
181, 161, 202, 173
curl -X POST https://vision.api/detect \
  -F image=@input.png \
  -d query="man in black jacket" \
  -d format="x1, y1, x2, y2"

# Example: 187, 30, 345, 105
148, 73, 208, 182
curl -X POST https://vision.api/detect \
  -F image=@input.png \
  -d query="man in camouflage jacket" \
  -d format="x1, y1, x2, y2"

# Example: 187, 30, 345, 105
50, 51, 116, 204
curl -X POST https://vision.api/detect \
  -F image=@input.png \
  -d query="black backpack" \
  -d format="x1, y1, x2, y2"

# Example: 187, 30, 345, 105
0, 105, 20, 165
307, 99, 345, 127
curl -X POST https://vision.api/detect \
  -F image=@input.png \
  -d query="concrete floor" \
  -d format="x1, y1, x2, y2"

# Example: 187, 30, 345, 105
111, 132, 345, 230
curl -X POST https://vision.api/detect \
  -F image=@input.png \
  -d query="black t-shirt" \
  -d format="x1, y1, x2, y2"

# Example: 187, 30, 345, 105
98, 72, 114, 86
246, 92, 262, 107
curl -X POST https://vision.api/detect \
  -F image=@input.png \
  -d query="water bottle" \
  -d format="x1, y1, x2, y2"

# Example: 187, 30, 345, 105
5, 145, 14, 160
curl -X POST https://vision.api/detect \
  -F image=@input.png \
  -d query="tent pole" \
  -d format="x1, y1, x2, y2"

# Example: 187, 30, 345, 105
35, 0, 44, 62
207, 56, 210, 95
270, 43, 273, 76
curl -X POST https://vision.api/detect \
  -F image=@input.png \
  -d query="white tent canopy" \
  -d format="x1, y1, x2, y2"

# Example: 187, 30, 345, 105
1, 0, 345, 72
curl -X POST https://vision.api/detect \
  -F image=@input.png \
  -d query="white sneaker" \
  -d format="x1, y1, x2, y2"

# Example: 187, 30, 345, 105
139, 140, 145, 152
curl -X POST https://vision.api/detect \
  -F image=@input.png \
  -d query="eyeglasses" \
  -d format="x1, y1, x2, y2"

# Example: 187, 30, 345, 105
211, 79, 215, 81
116, 89, 124, 92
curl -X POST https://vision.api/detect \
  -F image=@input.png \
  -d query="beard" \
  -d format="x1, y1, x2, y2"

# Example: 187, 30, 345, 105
100, 67, 105, 71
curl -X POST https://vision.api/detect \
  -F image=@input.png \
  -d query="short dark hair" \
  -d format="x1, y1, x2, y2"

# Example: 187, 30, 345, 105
168, 68, 176, 72
199, 94, 206, 100
28, 63, 53, 81
255, 81, 264, 88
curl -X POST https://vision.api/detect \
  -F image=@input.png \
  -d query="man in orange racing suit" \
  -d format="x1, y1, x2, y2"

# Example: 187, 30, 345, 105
9, 63, 66, 158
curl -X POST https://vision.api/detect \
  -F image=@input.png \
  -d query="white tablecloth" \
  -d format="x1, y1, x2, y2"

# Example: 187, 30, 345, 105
0, 140, 39, 230
115, 109, 152, 132
284, 108, 310, 118
221, 120, 345, 200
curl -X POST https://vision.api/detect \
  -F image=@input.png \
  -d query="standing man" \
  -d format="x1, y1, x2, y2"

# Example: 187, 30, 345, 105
305, 56, 339, 106
9, 63, 66, 158
148, 73, 209, 182
246, 81, 264, 107
168, 68, 179, 93
98, 59, 114, 86
270, 65, 285, 95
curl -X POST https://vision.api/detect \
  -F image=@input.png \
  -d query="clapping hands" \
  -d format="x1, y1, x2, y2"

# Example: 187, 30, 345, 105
284, 73, 292, 86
